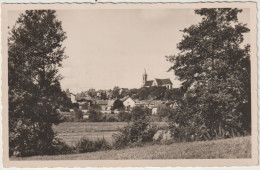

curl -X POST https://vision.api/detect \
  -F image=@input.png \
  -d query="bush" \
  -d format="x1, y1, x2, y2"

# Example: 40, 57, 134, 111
167, 98, 248, 142
112, 118, 157, 149
88, 109, 103, 122
143, 107, 152, 115
118, 111, 131, 122
52, 137, 74, 155
106, 116, 118, 122
75, 137, 111, 153
131, 106, 145, 121
157, 106, 174, 118
74, 109, 83, 121
90, 104, 102, 111
71, 103, 79, 109
60, 107, 70, 112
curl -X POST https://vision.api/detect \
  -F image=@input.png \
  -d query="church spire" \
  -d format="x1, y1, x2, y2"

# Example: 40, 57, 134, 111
143, 69, 147, 86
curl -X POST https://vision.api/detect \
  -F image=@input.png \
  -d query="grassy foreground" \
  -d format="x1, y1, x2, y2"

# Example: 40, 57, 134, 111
12, 136, 251, 160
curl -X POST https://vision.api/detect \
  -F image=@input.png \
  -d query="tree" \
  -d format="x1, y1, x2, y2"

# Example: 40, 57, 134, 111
100, 91, 108, 100
137, 87, 149, 100
74, 109, 83, 121
117, 111, 132, 122
112, 86, 120, 99
88, 109, 103, 122
167, 8, 250, 140
149, 86, 167, 100
164, 88, 183, 101
90, 104, 102, 111
111, 99, 125, 110
88, 88, 97, 98
142, 107, 151, 116
131, 106, 145, 121
120, 88, 130, 98
8, 10, 67, 156
157, 105, 173, 118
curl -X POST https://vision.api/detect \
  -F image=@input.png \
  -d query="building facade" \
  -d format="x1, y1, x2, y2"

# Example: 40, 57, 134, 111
142, 70, 173, 89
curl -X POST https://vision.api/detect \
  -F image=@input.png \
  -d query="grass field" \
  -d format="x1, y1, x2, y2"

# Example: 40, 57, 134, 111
53, 122, 167, 145
12, 136, 251, 160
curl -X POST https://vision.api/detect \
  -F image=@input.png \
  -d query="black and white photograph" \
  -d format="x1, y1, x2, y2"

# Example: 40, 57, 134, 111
1, 2, 258, 167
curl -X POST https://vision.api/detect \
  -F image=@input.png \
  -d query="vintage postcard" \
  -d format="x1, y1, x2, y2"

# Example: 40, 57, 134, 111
1, 2, 258, 167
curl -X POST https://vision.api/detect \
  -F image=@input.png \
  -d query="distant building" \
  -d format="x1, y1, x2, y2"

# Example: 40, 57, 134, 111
169, 100, 179, 109
75, 94, 93, 109
152, 108, 158, 115
120, 96, 135, 110
107, 100, 116, 111
66, 89, 76, 103
142, 69, 173, 89
95, 100, 108, 111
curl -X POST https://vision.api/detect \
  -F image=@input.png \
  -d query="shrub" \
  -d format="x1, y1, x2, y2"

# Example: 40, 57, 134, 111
118, 111, 131, 122
168, 99, 247, 142
142, 107, 152, 116
112, 118, 157, 149
52, 137, 74, 155
88, 109, 103, 122
75, 137, 111, 153
157, 105, 174, 118
60, 107, 70, 112
90, 104, 102, 111
74, 109, 83, 121
131, 106, 145, 121
102, 114, 118, 122
71, 103, 79, 109
106, 116, 118, 122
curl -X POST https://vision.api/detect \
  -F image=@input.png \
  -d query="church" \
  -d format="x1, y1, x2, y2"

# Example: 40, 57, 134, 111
142, 70, 173, 89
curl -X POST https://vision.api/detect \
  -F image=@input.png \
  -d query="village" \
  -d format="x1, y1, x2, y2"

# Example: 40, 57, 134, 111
62, 70, 179, 120
6, 7, 253, 161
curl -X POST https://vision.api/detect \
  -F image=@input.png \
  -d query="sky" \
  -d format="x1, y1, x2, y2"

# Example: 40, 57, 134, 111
8, 8, 250, 93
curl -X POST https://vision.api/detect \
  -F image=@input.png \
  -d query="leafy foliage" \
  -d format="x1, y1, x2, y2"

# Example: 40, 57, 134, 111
112, 86, 121, 99
76, 137, 111, 153
88, 109, 103, 122
111, 99, 125, 110
8, 10, 67, 156
112, 119, 157, 149
167, 8, 251, 141
157, 105, 174, 118
117, 111, 132, 122
74, 109, 83, 121
131, 106, 146, 121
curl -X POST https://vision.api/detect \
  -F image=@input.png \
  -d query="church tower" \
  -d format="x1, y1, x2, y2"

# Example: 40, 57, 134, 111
143, 69, 147, 86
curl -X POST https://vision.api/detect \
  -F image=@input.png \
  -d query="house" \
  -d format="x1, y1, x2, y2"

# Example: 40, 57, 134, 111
107, 100, 115, 111
95, 100, 108, 111
152, 108, 158, 115
120, 96, 135, 111
75, 94, 93, 109
142, 70, 173, 89
65, 89, 76, 103
169, 100, 179, 109
149, 100, 165, 115
134, 100, 150, 108
83, 114, 89, 119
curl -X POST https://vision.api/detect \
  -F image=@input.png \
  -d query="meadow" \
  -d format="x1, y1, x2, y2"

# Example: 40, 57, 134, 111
53, 122, 167, 145
12, 136, 251, 160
